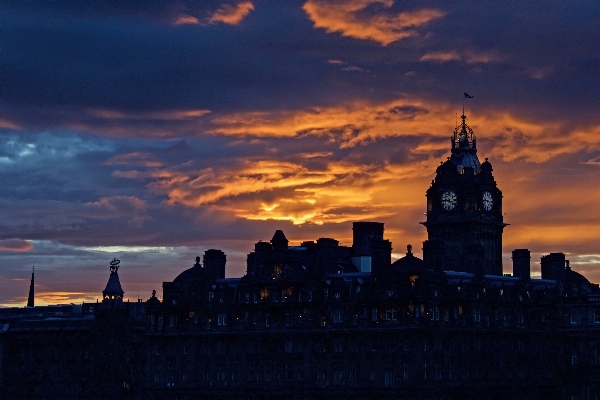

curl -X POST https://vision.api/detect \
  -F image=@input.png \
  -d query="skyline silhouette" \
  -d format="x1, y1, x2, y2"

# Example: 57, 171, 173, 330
1, 1, 600, 306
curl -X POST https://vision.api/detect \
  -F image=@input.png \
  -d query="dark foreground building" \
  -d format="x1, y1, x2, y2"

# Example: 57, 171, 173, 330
2, 116, 600, 399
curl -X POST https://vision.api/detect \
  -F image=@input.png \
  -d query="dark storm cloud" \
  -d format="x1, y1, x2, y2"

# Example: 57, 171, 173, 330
3, 1, 342, 123
4, 1, 600, 134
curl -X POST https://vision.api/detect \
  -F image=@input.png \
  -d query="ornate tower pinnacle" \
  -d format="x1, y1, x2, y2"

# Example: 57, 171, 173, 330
422, 113, 506, 275
450, 114, 480, 174
102, 259, 124, 306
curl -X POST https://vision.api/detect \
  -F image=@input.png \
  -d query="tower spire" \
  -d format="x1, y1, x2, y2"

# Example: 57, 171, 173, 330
27, 265, 34, 307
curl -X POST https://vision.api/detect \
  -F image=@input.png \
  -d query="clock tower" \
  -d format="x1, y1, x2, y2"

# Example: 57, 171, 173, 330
422, 114, 506, 275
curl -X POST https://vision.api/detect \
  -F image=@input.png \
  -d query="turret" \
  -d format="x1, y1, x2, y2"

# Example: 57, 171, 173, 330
102, 258, 124, 309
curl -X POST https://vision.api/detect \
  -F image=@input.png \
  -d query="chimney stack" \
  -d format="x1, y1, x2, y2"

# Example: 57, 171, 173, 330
512, 249, 531, 280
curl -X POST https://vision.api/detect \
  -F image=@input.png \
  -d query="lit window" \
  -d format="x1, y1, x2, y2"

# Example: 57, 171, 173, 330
410, 274, 419, 286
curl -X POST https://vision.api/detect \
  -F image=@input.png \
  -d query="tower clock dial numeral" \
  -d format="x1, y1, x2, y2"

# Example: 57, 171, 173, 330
483, 191, 493, 211
441, 191, 457, 211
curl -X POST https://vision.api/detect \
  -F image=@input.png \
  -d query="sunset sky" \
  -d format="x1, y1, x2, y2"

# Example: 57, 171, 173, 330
2, 1, 600, 306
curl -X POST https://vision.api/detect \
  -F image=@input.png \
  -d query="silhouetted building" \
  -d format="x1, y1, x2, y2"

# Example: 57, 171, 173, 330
2, 115, 600, 399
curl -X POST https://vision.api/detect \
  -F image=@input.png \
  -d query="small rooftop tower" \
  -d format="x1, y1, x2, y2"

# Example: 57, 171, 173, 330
102, 258, 124, 308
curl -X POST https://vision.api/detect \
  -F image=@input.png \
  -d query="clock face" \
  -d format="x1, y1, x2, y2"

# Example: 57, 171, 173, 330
441, 191, 457, 211
482, 191, 493, 211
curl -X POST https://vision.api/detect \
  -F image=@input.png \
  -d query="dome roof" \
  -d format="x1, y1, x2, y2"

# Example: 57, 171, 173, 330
450, 151, 481, 173
566, 269, 591, 285
392, 245, 424, 270
146, 289, 161, 308
173, 256, 204, 285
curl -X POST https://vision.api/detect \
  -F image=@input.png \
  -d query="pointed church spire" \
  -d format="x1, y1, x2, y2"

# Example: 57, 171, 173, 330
27, 265, 34, 308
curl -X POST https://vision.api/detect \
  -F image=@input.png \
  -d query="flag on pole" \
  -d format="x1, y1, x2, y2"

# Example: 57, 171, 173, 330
464, 92, 473, 98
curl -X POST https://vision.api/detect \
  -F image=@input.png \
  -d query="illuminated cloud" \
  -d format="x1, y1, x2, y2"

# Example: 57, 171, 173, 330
420, 49, 500, 64
303, 0, 446, 45
0, 119, 21, 130
87, 196, 146, 214
207, 99, 450, 146
209, 1, 254, 25
35, 292, 94, 306
208, 99, 600, 163
419, 50, 461, 63
174, 14, 200, 25
87, 108, 211, 121
342, 65, 366, 72
583, 156, 600, 166
0, 238, 34, 252
115, 149, 435, 227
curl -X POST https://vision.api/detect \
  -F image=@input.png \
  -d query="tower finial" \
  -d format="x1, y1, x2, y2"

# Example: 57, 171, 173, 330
109, 258, 120, 274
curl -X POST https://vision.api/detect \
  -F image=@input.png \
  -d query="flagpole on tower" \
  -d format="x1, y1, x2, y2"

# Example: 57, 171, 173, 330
463, 92, 473, 118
